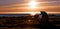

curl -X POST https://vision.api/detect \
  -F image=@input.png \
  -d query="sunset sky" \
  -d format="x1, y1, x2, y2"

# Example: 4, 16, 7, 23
0, 0, 60, 12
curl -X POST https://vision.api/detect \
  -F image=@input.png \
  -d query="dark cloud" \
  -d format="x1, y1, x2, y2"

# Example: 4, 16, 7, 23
0, 0, 24, 5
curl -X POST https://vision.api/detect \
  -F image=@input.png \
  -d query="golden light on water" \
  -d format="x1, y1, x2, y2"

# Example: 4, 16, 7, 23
30, 12, 37, 16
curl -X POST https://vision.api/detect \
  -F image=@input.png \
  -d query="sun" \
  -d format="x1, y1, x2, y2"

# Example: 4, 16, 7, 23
28, 0, 38, 9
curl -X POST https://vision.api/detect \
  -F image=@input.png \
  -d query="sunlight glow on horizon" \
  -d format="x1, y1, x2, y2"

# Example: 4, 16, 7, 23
30, 12, 38, 16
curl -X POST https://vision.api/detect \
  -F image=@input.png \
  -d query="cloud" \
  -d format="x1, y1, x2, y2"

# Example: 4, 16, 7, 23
40, 6, 60, 12
39, 0, 60, 1
0, 0, 24, 6
0, 0, 60, 12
